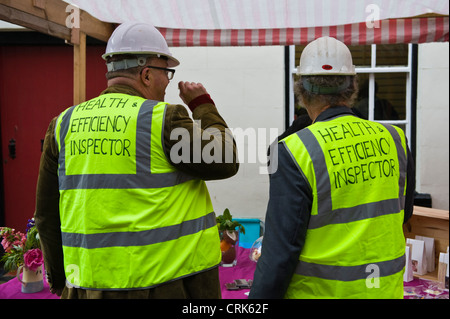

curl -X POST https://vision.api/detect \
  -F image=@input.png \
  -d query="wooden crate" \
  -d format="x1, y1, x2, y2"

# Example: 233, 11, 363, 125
403, 206, 449, 280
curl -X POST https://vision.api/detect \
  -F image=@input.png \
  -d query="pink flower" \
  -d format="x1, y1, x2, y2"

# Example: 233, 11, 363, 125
23, 248, 44, 271
1, 238, 12, 253
1, 228, 26, 252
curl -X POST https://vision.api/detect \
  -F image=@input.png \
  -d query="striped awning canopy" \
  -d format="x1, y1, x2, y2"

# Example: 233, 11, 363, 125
67, 0, 449, 46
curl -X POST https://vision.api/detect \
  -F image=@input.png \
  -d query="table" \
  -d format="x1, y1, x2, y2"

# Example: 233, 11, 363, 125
0, 272, 59, 299
404, 277, 449, 299
0, 248, 256, 299
2, 248, 446, 299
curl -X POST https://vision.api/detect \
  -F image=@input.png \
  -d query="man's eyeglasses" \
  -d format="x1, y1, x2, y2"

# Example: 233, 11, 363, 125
142, 65, 176, 80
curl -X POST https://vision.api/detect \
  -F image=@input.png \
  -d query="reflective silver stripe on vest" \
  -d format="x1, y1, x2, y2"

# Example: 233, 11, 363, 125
57, 99, 194, 190
62, 212, 217, 249
307, 198, 403, 230
296, 123, 407, 230
381, 124, 407, 207
297, 129, 332, 216
295, 254, 405, 281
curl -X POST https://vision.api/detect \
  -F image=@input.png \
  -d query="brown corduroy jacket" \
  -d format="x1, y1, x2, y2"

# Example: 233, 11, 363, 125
34, 85, 239, 298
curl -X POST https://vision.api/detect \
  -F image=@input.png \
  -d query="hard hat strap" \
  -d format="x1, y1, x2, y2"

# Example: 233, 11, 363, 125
106, 56, 148, 72
302, 77, 351, 95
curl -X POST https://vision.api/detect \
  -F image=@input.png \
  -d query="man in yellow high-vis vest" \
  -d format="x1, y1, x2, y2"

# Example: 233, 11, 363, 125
249, 37, 415, 299
35, 22, 239, 299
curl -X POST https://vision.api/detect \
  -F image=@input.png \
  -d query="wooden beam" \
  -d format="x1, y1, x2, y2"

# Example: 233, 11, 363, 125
412, 205, 449, 220
80, 8, 114, 42
0, 3, 71, 40
73, 31, 86, 105
32, 0, 46, 10
0, 0, 113, 42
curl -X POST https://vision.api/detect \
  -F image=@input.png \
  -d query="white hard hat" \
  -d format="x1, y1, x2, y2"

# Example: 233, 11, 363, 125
298, 37, 355, 76
102, 22, 180, 69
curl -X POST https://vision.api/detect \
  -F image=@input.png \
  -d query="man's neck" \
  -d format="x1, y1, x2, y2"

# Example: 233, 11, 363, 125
308, 104, 331, 123
107, 77, 147, 98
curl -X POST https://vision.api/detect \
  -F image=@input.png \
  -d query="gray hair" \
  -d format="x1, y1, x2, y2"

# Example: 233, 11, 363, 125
295, 75, 359, 109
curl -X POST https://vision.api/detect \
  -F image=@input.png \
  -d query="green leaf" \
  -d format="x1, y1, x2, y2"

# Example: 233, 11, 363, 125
223, 208, 232, 220
215, 208, 246, 234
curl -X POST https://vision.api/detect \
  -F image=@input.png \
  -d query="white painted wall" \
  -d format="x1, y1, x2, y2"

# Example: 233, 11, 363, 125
165, 46, 285, 220
416, 43, 449, 210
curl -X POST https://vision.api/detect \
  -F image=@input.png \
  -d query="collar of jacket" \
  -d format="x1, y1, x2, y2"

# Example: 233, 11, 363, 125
315, 105, 356, 122
101, 84, 144, 98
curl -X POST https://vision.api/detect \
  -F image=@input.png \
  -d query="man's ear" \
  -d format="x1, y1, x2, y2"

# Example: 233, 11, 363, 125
140, 67, 151, 86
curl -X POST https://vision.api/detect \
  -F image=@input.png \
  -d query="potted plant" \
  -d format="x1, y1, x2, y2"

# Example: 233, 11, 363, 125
216, 209, 245, 267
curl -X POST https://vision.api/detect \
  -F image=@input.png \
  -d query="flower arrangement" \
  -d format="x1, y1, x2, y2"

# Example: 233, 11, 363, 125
0, 218, 42, 273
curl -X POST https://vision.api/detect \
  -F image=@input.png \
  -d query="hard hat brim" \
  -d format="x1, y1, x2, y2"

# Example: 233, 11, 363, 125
298, 70, 356, 76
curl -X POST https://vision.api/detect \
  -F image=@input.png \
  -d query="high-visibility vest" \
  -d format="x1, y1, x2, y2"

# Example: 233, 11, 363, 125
54, 93, 221, 290
282, 114, 407, 299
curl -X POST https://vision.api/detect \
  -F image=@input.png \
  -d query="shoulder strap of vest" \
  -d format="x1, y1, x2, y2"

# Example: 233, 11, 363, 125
54, 105, 76, 151
381, 124, 407, 204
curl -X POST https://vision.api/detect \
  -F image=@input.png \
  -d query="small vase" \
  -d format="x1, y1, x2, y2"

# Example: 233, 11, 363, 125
219, 229, 239, 267
16, 265, 44, 293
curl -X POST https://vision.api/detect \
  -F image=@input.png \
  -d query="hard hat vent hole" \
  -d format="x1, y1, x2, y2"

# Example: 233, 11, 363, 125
322, 64, 333, 70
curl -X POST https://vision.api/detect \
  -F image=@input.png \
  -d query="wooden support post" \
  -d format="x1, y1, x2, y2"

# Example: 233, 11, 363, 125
73, 30, 86, 105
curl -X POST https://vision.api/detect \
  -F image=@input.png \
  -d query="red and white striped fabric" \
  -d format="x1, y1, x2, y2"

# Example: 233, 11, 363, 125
159, 16, 449, 47
68, 0, 449, 46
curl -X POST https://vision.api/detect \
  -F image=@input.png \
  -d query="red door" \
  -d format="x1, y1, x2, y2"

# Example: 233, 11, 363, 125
0, 44, 107, 231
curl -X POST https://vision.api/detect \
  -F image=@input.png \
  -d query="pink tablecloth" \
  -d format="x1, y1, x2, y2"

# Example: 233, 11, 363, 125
0, 248, 256, 299
404, 277, 449, 299
218, 247, 257, 299
4, 248, 444, 299
0, 273, 59, 299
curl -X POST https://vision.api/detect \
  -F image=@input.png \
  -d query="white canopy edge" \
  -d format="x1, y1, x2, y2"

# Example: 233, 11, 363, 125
65, 0, 449, 30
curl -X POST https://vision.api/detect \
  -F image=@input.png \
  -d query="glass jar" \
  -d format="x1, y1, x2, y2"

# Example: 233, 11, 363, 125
219, 229, 239, 267
249, 236, 263, 263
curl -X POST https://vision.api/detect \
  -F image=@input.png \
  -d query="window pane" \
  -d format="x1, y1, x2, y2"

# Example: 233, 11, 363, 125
294, 45, 305, 67
348, 45, 372, 67
376, 44, 408, 66
395, 123, 407, 134
353, 73, 407, 121
353, 74, 370, 118
374, 73, 407, 120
